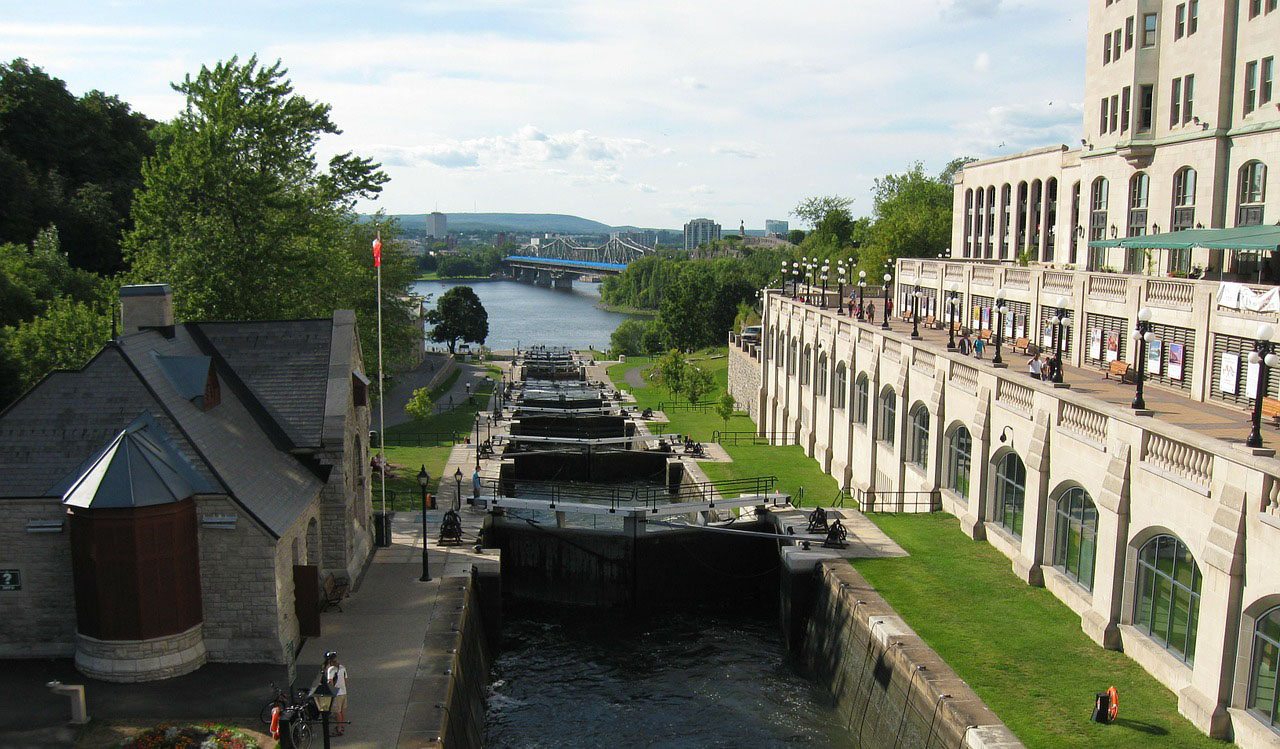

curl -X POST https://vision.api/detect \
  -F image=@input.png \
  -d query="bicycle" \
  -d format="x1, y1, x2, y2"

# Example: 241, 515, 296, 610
259, 682, 291, 725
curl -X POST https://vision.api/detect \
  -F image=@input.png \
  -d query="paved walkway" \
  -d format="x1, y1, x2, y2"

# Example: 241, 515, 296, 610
868, 311, 1276, 450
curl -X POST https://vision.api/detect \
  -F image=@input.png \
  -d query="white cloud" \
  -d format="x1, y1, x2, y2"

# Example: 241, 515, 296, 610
366, 126, 653, 171
939, 0, 1002, 19
674, 75, 707, 90
973, 51, 991, 72
634, 183, 658, 193
712, 143, 767, 159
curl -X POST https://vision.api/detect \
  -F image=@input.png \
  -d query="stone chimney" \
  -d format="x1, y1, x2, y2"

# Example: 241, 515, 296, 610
119, 284, 174, 335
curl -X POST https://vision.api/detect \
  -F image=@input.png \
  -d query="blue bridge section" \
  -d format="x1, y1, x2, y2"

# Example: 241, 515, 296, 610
504, 256, 627, 273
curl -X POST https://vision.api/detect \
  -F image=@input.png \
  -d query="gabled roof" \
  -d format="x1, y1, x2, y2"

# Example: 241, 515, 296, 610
151, 353, 213, 404
59, 411, 215, 509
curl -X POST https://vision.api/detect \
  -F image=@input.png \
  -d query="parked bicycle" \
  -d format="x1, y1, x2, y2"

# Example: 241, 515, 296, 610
260, 682, 319, 749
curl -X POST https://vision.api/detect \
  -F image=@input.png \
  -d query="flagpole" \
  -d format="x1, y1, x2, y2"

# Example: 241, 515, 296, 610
376, 231, 386, 519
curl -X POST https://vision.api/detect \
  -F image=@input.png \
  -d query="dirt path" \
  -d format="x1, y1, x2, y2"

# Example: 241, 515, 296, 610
622, 363, 648, 389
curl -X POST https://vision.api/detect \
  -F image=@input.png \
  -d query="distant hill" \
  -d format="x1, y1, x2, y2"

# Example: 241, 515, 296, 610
389, 213, 623, 235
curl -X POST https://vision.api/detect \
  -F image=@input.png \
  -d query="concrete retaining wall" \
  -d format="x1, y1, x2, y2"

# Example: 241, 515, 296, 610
787, 558, 1022, 748
727, 338, 761, 418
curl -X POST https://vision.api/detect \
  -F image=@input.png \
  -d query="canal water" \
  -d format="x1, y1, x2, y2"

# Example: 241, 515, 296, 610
410, 278, 645, 352
485, 606, 849, 748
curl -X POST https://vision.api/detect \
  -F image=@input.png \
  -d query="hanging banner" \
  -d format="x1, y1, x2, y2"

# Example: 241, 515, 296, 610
1106, 332, 1119, 362
1168, 343, 1185, 381
1147, 339, 1162, 375
1090, 328, 1103, 360
1221, 351, 1240, 394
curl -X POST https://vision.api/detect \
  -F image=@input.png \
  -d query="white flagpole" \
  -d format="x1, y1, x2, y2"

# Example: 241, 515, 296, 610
376, 231, 386, 518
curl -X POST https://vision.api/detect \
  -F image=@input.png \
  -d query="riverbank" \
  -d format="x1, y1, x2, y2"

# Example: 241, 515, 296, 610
415, 272, 493, 281
594, 301, 658, 316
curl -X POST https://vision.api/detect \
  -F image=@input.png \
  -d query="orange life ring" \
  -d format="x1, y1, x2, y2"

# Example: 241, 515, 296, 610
270, 705, 281, 739
1106, 686, 1119, 722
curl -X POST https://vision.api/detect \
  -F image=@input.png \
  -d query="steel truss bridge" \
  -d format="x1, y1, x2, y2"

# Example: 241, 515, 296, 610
502, 236, 653, 287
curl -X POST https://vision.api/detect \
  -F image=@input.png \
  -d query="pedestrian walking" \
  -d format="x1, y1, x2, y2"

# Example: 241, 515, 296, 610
958, 333, 972, 356
325, 651, 348, 736
472, 468, 481, 502
974, 337, 986, 359
867, 303, 876, 323
1029, 353, 1044, 379
886, 298, 894, 319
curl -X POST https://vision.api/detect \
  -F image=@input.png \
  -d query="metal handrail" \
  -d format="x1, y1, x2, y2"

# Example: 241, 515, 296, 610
854, 490, 941, 514
482, 475, 781, 513
712, 429, 799, 446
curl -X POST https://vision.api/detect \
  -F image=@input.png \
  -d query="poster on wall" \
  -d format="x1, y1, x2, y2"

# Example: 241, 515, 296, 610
981, 307, 990, 330
1169, 343, 1185, 381
1090, 328, 1103, 360
1221, 351, 1240, 394
971, 306, 980, 331
928, 296, 936, 319
1106, 332, 1119, 362
1004, 311, 1014, 339
1248, 360, 1261, 399
1015, 315, 1026, 340
1042, 327, 1053, 348
1147, 339, 1162, 375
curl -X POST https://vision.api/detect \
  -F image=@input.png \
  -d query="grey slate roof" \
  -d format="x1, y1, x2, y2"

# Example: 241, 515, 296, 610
59, 411, 215, 509
193, 319, 333, 448
0, 314, 350, 538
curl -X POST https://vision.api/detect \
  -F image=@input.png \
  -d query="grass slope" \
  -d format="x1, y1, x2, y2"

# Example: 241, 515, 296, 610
854, 514, 1231, 748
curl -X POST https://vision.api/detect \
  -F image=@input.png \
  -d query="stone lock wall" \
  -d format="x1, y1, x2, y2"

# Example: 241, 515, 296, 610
727, 337, 761, 420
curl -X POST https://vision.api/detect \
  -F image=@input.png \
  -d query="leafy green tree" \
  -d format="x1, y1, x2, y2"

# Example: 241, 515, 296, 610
1, 295, 111, 396
655, 349, 687, 397
609, 319, 648, 357
405, 386, 434, 422
791, 195, 853, 228
682, 364, 714, 404
715, 392, 736, 432
428, 286, 488, 354
867, 161, 956, 260
640, 323, 664, 354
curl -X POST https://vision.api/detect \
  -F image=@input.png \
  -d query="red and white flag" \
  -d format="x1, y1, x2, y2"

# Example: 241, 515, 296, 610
372, 233, 382, 268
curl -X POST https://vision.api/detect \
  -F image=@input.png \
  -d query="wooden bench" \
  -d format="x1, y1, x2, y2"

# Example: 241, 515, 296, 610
1263, 397, 1280, 428
1104, 360, 1133, 384
321, 573, 350, 613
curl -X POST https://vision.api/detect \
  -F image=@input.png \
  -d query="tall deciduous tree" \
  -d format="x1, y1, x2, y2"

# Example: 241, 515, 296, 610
427, 286, 488, 354
682, 365, 714, 405
791, 195, 854, 229
655, 350, 687, 398
867, 161, 958, 260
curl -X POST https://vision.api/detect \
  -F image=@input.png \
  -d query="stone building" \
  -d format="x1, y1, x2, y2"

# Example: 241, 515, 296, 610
0, 284, 373, 681
953, 0, 1278, 276
736, 286, 1280, 746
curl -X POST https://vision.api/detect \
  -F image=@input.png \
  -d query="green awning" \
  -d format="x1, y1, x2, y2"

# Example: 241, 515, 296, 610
1088, 225, 1280, 251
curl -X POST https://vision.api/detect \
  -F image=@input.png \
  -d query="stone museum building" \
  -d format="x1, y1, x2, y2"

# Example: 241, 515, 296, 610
0, 284, 373, 681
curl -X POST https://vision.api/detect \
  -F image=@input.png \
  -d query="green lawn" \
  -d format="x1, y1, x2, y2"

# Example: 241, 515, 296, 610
606, 351, 839, 505
853, 514, 1231, 748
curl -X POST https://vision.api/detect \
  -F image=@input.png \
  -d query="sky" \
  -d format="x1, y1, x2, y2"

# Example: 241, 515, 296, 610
1, 0, 1085, 230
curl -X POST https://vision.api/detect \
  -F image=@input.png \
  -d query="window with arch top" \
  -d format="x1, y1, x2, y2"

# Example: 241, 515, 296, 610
834, 362, 848, 409
877, 386, 896, 444
1238, 161, 1267, 227
1249, 605, 1280, 728
854, 373, 869, 424
946, 425, 972, 497
816, 351, 828, 397
800, 344, 812, 386
993, 451, 1026, 537
1052, 487, 1098, 591
909, 404, 929, 468
787, 339, 797, 375
1134, 534, 1202, 665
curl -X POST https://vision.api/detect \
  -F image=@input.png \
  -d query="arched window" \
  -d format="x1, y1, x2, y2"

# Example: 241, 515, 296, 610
947, 425, 972, 497
854, 374, 869, 424
973, 188, 985, 253
776, 331, 785, 368
993, 451, 1026, 537
1016, 181, 1029, 252
964, 189, 974, 257
1089, 177, 1109, 241
1052, 487, 1098, 591
834, 363, 848, 409
909, 404, 929, 468
877, 387, 897, 444
1128, 172, 1149, 236
1000, 183, 1013, 259
1069, 180, 1081, 264
1045, 178, 1058, 260
787, 339, 797, 375
1239, 161, 1267, 226
800, 344, 812, 386
1249, 606, 1280, 727
986, 185, 997, 257
1172, 167, 1197, 230
816, 352, 828, 397
1134, 534, 1202, 664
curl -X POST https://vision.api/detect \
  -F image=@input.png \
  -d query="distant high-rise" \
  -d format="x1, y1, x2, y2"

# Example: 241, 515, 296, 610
765, 219, 789, 238
612, 230, 657, 248
428, 212, 447, 239
683, 218, 721, 251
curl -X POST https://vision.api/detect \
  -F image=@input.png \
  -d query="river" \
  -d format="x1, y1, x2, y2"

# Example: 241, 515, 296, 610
410, 278, 645, 352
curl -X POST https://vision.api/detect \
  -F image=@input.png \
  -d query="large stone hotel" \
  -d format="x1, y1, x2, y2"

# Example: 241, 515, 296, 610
731, 1, 1280, 745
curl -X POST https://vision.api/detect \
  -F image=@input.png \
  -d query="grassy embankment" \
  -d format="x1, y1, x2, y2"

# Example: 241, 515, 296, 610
375, 363, 501, 511
415, 272, 490, 281
607, 348, 1230, 748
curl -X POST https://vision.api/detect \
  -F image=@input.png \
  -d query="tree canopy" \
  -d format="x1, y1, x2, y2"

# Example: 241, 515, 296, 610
428, 286, 489, 354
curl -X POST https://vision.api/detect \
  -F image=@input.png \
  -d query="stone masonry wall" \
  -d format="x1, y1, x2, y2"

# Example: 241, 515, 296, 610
727, 337, 762, 422
0, 498, 76, 657
197, 495, 283, 663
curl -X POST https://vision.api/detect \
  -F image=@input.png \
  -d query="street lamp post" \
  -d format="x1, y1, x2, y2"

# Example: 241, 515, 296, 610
453, 467, 463, 511
946, 282, 960, 349
820, 263, 829, 308
1246, 323, 1279, 448
836, 264, 847, 314
1051, 295, 1070, 384
791, 261, 800, 297
311, 682, 335, 749
857, 270, 867, 320
781, 261, 789, 296
881, 273, 892, 330
993, 291, 1009, 367
910, 287, 922, 339
417, 466, 432, 582
1132, 307, 1153, 411
474, 413, 481, 470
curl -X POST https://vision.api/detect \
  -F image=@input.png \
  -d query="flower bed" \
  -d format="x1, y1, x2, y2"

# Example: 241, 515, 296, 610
114, 723, 260, 749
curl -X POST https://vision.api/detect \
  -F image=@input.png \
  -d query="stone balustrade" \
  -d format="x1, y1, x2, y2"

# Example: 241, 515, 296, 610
1058, 401, 1108, 445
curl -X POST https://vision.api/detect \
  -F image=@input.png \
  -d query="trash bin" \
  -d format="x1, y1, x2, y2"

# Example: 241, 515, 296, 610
374, 511, 392, 547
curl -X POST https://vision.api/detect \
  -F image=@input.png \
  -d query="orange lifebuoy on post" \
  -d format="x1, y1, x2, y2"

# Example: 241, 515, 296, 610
1106, 686, 1119, 722
270, 705, 281, 740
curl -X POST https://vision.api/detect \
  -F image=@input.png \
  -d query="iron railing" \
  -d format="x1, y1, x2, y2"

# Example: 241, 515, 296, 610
657, 400, 718, 412
379, 431, 468, 447
853, 490, 941, 514
712, 429, 800, 446
482, 475, 782, 513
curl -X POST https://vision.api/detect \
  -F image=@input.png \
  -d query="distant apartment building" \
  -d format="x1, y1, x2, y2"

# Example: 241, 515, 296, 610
765, 219, 789, 238
683, 218, 721, 251
612, 230, 658, 248
428, 211, 447, 239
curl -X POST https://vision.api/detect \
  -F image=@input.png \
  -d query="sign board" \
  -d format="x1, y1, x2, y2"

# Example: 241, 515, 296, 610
1148, 339, 1162, 376
1168, 343, 1185, 381
1090, 328, 1103, 360
0, 569, 20, 591
1221, 352, 1240, 394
